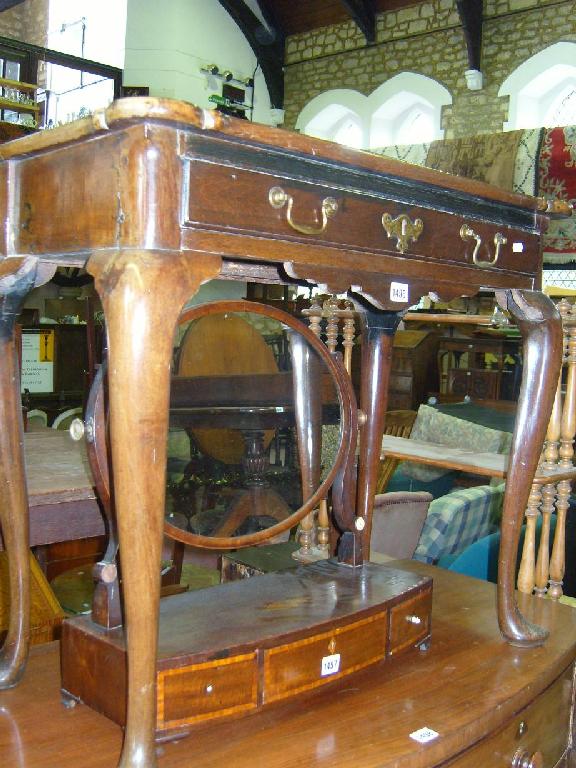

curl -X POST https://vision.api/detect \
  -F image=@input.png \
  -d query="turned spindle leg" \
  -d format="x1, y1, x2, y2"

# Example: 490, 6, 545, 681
495, 289, 562, 647
88, 249, 220, 768
533, 482, 555, 597
549, 303, 576, 598
516, 483, 541, 595
533, 372, 562, 596
0, 258, 51, 689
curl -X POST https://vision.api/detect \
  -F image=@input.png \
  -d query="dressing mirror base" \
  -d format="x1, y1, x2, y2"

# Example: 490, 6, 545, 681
60, 560, 432, 739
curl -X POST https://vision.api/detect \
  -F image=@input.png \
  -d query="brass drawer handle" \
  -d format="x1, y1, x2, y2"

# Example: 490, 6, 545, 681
269, 186, 338, 235
460, 224, 507, 268
382, 213, 423, 253
512, 748, 543, 768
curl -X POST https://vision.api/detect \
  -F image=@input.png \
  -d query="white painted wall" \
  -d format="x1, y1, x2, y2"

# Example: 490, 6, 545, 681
42, 1, 126, 126
123, 0, 273, 125
48, 0, 127, 67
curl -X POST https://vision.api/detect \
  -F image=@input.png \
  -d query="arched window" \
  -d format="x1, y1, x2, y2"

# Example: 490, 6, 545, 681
332, 115, 364, 148
296, 75, 451, 151
545, 84, 576, 127
295, 90, 367, 148
499, 42, 576, 130
368, 73, 451, 149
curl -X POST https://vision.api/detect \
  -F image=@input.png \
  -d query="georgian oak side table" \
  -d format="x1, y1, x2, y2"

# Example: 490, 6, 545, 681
0, 98, 568, 768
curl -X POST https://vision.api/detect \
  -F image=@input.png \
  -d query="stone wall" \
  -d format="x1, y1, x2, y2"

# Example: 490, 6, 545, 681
0, 0, 48, 49
283, 0, 576, 138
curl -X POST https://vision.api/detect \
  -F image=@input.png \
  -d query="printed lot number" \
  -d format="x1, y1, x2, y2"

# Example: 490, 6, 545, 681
321, 653, 341, 677
390, 282, 409, 302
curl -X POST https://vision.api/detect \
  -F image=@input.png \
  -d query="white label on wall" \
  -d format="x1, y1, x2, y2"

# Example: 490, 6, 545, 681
409, 727, 439, 744
512, 242, 524, 253
390, 282, 409, 302
320, 653, 341, 677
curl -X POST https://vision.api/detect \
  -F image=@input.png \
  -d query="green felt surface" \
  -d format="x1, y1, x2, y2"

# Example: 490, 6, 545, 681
51, 562, 220, 615
221, 540, 300, 572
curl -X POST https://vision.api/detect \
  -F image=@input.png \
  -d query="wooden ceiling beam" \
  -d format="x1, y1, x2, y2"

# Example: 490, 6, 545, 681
216, 0, 285, 108
340, 0, 376, 43
456, 0, 483, 71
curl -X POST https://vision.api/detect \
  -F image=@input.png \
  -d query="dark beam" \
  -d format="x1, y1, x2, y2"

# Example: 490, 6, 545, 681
252, 0, 282, 41
217, 0, 285, 109
340, 0, 376, 44
0, 0, 25, 11
457, 0, 483, 71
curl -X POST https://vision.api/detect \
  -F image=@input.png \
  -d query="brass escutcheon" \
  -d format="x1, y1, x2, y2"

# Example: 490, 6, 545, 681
381, 213, 423, 253
328, 638, 337, 654
269, 185, 338, 235
460, 224, 507, 268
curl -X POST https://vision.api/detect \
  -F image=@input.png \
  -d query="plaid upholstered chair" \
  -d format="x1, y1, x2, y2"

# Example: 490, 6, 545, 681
412, 483, 504, 565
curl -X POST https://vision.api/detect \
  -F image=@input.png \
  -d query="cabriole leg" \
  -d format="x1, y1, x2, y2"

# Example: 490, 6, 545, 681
495, 289, 563, 647
88, 249, 220, 768
0, 258, 51, 688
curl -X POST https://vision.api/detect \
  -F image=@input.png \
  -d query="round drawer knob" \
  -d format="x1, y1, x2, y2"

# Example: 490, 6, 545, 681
512, 748, 543, 768
69, 417, 85, 441
406, 615, 422, 625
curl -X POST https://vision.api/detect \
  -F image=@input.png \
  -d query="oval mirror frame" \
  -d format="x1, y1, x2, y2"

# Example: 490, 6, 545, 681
86, 299, 357, 551
165, 299, 357, 549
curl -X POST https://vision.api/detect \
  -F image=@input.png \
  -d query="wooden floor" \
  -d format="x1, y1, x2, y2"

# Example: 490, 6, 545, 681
2, 562, 576, 768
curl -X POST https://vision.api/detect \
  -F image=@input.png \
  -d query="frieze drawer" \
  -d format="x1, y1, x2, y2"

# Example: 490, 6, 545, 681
181, 154, 541, 279
445, 664, 573, 767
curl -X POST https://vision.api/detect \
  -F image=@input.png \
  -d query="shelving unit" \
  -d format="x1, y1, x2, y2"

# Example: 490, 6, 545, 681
0, 76, 39, 129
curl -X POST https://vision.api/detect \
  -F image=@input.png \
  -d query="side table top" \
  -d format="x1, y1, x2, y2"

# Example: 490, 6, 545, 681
382, 433, 576, 485
24, 429, 95, 506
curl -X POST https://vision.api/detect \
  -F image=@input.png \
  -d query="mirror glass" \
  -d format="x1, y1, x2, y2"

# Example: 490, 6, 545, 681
164, 307, 343, 545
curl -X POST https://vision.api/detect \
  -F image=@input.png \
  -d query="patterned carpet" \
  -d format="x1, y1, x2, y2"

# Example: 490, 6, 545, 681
374, 125, 576, 264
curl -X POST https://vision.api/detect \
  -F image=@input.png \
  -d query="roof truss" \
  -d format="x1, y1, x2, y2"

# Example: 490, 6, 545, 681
457, 0, 483, 71
340, 0, 376, 43
217, 0, 284, 108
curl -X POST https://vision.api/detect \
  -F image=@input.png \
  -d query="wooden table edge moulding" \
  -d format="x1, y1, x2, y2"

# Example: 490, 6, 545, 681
0, 97, 570, 768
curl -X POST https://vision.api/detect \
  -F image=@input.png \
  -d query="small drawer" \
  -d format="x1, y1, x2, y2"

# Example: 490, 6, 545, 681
263, 611, 388, 704
388, 588, 432, 656
157, 652, 258, 729
445, 665, 573, 767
